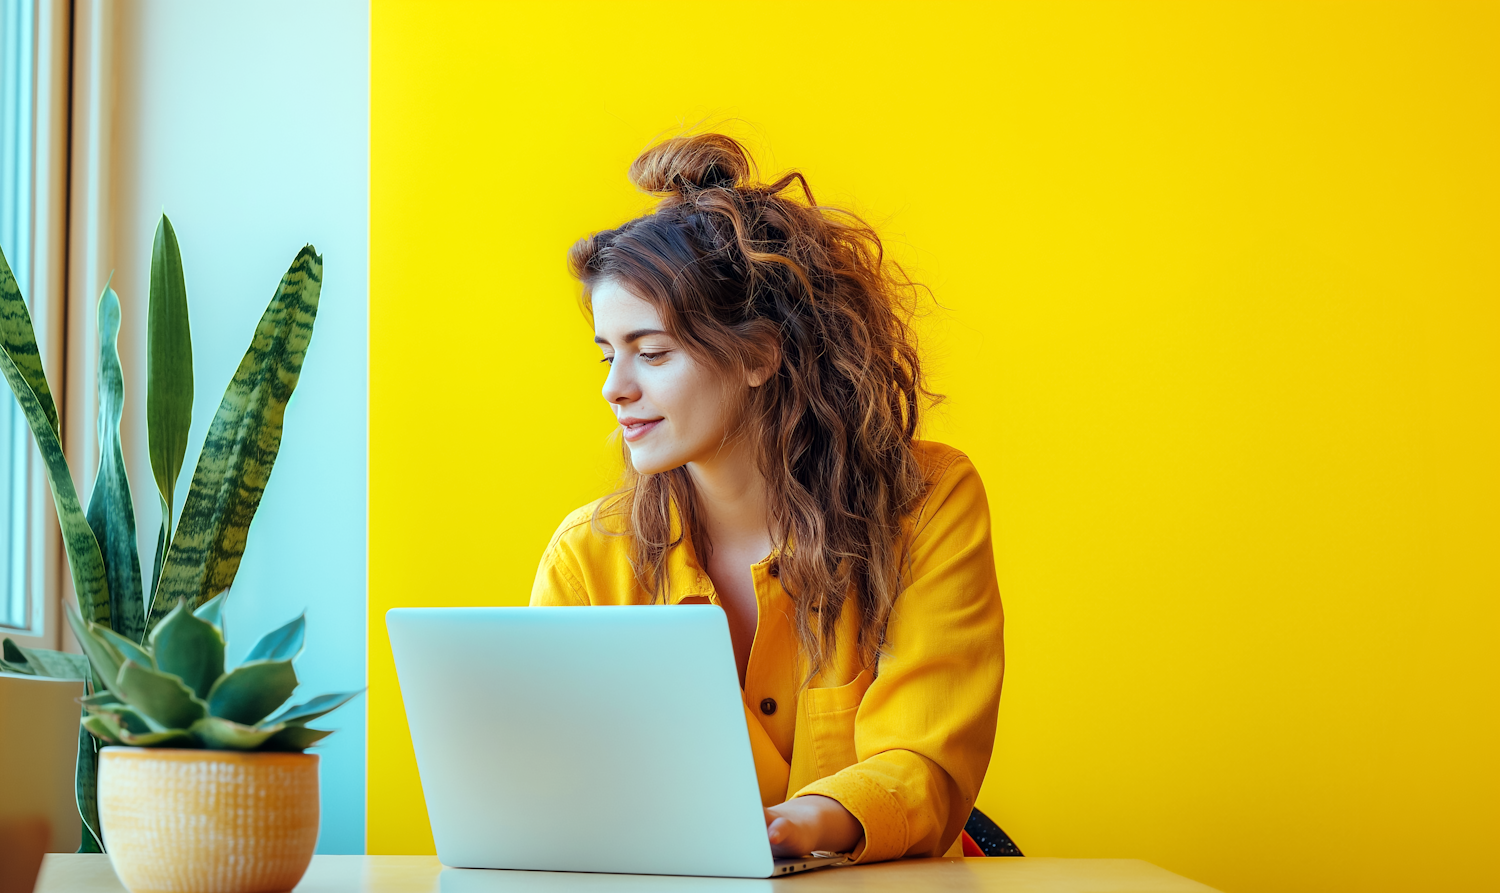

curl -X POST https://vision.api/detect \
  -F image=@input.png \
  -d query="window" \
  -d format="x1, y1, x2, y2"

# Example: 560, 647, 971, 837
0, 0, 40, 634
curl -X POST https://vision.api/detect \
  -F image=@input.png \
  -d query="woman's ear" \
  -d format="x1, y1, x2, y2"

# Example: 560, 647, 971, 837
746, 338, 781, 388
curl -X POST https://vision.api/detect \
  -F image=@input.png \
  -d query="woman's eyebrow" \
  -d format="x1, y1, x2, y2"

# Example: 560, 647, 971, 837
593, 328, 668, 345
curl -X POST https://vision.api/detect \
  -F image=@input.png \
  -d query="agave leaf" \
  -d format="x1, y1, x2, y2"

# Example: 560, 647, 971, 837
148, 601, 225, 700
267, 688, 363, 727
96, 627, 153, 670
114, 660, 207, 730
0, 248, 111, 626
86, 702, 155, 736
79, 690, 120, 710
147, 246, 322, 627
65, 605, 124, 692
147, 216, 193, 599
120, 727, 197, 747
194, 589, 228, 634
261, 725, 333, 752
206, 659, 297, 726
86, 282, 146, 644
82, 715, 122, 745
190, 715, 283, 750
244, 613, 305, 663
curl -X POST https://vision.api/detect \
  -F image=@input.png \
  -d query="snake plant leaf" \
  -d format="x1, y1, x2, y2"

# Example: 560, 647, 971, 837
190, 715, 284, 750
86, 283, 146, 644
206, 659, 297, 726
0, 641, 90, 680
75, 725, 103, 852
148, 601, 225, 699
261, 725, 333, 752
148, 246, 322, 627
266, 689, 363, 727
147, 215, 193, 579
114, 659, 208, 731
65, 605, 124, 692
96, 627, 153, 670
0, 244, 59, 434
243, 612, 305, 663
0, 249, 111, 627
194, 589, 228, 634
1, 638, 35, 674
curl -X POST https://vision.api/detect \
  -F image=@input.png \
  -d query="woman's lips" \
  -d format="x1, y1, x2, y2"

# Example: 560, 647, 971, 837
620, 418, 662, 442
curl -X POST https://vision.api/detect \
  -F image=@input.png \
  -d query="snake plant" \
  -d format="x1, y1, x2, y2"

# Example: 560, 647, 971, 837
0, 216, 324, 850
69, 593, 359, 752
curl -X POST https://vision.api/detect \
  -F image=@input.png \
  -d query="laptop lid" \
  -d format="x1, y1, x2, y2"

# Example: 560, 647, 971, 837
387, 606, 775, 878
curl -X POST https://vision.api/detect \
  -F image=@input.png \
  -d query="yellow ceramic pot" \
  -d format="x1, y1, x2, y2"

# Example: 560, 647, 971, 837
98, 747, 319, 893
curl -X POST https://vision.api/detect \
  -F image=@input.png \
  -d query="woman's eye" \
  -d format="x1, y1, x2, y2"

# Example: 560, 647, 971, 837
599, 355, 614, 365
640, 352, 663, 361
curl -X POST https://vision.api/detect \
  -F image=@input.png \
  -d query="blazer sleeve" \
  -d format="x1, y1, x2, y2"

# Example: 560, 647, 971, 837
791, 452, 1005, 862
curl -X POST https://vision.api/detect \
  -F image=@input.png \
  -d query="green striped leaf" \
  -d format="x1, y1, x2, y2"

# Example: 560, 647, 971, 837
86, 283, 146, 643
147, 246, 322, 626
3, 642, 93, 681
74, 720, 103, 852
0, 247, 111, 626
147, 215, 193, 598
0, 244, 58, 436
75, 723, 104, 852
1, 638, 36, 674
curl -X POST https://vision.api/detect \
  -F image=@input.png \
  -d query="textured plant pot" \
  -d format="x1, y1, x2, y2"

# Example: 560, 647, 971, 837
98, 747, 319, 893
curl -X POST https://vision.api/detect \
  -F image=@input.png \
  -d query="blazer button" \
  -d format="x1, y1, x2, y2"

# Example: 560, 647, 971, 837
760, 698, 777, 715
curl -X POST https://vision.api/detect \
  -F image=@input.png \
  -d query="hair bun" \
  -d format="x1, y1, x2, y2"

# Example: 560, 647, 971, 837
629, 133, 753, 195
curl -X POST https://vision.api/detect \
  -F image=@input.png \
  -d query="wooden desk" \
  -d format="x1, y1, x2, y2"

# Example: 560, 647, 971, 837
37, 854, 1220, 892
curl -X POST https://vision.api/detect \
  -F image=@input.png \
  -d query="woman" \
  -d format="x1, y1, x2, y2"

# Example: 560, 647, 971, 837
530, 133, 1004, 863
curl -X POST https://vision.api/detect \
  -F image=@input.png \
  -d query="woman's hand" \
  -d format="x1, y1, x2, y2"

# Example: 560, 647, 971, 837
764, 795, 864, 857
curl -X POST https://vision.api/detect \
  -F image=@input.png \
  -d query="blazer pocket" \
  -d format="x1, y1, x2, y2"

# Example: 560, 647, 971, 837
789, 668, 875, 787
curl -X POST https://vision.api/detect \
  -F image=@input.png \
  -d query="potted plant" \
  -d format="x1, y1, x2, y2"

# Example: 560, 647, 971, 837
0, 216, 342, 864
67, 593, 357, 893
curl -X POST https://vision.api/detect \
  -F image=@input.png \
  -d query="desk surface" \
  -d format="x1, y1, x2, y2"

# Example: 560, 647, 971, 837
38, 854, 1220, 893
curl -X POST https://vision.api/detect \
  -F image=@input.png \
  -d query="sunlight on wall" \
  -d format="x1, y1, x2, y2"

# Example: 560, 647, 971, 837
370, 3, 1498, 890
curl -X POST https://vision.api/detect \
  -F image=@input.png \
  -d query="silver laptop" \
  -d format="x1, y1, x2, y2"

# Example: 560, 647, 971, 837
387, 606, 851, 878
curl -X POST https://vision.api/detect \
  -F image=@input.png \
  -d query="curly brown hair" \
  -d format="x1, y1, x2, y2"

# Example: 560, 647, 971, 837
568, 133, 936, 676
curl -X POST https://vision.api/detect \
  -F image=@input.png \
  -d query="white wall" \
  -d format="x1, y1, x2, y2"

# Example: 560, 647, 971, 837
107, 0, 368, 854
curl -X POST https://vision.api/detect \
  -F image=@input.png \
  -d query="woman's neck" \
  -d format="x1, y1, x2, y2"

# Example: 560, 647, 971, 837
685, 439, 771, 557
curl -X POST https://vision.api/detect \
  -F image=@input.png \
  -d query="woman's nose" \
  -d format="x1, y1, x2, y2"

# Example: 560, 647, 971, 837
601, 360, 637, 405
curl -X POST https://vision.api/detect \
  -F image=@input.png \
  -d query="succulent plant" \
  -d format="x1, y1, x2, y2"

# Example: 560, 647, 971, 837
66, 592, 359, 752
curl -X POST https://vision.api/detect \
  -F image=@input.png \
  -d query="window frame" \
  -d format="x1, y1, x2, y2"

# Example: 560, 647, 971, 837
0, 0, 74, 651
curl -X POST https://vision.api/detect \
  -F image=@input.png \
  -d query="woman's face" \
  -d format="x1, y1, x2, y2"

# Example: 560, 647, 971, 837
593, 279, 748, 475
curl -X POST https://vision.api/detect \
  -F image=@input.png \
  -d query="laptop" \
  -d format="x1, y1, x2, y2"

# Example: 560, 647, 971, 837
387, 606, 852, 878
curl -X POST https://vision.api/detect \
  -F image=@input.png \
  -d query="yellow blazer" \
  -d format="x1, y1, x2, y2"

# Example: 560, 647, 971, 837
529, 440, 1005, 863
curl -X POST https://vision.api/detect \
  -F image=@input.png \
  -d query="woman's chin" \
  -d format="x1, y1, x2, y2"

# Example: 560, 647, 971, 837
627, 447, 686, 476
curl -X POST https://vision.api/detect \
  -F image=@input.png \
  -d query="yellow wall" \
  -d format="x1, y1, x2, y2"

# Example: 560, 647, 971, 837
369, 3, 1499, 890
